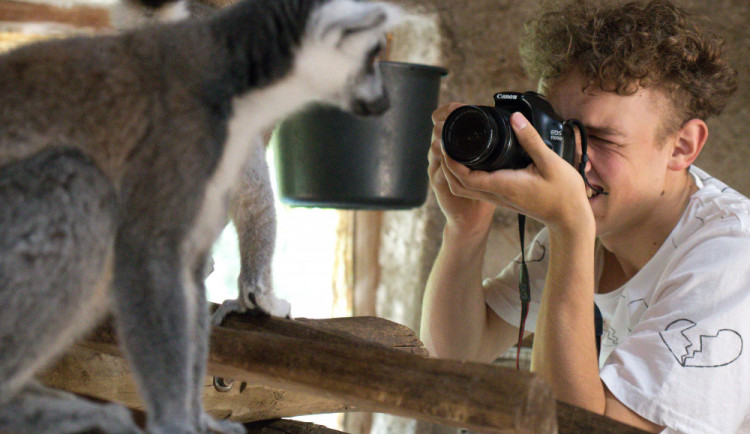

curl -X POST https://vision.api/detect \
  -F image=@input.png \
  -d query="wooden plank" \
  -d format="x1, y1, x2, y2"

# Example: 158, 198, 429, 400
204, 317, 645, 433
43, 307, 644, 433
121, 408, 344, 433
38, 347, 357, 422
244, 315, 428, 357
0, 1, 109, 29
244, 419, 344, 434
205, 328, 557, 433
40, 313, 426, 422
78, 312, 557, 433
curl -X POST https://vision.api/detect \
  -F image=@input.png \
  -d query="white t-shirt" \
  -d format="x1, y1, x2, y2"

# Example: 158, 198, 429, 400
483, 166, 750, 433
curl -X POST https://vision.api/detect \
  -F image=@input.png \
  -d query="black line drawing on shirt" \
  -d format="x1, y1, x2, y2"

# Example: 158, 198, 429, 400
659, 318, 743, 368
514, 240, 546, 264
604, 327, 619, 346
628, 298, 649, 320
628, 298, 649, 309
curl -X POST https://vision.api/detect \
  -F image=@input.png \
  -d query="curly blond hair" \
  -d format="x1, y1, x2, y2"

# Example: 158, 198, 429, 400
520, 0, 738, 133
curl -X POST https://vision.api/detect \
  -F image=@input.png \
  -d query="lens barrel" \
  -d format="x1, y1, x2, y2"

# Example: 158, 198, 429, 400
442, 106, 527, 171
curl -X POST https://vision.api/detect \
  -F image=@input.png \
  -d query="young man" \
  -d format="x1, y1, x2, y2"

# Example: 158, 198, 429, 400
421, 0, 745, 432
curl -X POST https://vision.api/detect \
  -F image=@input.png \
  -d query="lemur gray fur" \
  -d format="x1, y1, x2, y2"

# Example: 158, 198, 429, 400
0, 0, 401, 432
118, 0, 301, 323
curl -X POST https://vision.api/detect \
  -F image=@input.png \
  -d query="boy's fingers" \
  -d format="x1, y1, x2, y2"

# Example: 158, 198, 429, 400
442, 149, 509, 196
431, 120, 445, 145
441, 161, 525, 213
509, 112, 556, 175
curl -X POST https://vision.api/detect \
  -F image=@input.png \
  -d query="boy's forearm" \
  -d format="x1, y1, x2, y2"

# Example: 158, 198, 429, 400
531, 227, 603, 412
421, 225, 492, 361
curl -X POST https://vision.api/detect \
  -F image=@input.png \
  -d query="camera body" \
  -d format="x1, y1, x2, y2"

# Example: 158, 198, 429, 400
441, 91, 578, 171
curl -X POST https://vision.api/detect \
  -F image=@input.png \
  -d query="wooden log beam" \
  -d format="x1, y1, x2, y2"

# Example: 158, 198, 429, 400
70, 311, 555, 432
205, 310, 645, 433
205, 326, 557, 432
122, 408, 344, 434
39, 346, 357, 423
229, 314, 428, 357
40, 313, 425, 422
43, 306, 644, 433
244, 419, 344, 434
0, 1, 110, 29
210, 315, 645, 433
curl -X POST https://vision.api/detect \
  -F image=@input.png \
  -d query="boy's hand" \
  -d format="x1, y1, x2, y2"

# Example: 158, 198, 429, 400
440, 112, 594, 236
428, 102, 496, 235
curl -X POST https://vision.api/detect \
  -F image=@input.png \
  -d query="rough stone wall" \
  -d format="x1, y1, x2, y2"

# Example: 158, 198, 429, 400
376, 0, 750, 370
688, 0, 750, 192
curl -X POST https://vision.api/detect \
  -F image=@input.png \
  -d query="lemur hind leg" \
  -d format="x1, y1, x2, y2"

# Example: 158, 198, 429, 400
0, 381, 142, 434
0, 149, 139, 433
212, 138, 291, 327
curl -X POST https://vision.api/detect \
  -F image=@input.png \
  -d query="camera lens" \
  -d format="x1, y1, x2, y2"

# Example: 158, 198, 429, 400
442, 105, 521, 171
442, 107, 496, 162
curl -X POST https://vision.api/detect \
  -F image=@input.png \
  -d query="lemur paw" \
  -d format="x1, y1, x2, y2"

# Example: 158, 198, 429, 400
210, 298, 246, 327
100, 402, 147, 434
210, 289, 292, 328
246, 290, 292, 319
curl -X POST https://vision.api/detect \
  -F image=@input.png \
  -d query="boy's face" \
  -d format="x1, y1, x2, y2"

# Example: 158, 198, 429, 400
546, 72, 682, 241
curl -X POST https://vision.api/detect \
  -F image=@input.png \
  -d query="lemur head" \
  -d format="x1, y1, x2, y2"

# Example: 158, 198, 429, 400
298, 0, 403, 116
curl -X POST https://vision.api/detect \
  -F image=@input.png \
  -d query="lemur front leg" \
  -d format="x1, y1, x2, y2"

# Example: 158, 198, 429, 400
190, 254, 246, 434
112, 223, 199, 433
114, 231, 245, 433
211, 138, 291, 327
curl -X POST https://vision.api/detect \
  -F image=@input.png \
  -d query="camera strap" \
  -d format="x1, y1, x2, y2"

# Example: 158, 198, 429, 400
514, 120, 605, 370
516, 213, 530, 370
514, 216, 604, 369
565, 119, 607, 196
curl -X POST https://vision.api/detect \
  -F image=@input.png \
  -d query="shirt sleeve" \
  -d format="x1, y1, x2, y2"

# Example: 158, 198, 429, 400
600, 230, 750, 433
483, 227, 550, 333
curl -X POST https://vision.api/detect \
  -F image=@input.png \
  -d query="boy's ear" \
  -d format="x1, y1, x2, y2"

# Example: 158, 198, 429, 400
667, 118, 708, 171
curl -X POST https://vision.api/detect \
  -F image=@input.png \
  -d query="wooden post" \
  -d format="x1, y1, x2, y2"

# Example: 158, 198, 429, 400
333, 211, 355, 317
353, 210, 383, 317
338, 210, 384, 433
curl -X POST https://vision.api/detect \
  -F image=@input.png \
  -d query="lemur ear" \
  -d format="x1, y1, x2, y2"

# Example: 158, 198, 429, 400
313, 0, 403, 45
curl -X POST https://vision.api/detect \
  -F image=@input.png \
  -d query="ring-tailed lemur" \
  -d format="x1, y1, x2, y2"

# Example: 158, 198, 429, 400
0, 0, 401, 432
116, 0, 320, 324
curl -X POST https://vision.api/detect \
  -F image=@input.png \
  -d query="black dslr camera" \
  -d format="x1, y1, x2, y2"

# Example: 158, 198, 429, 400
441, 91, 581, 171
